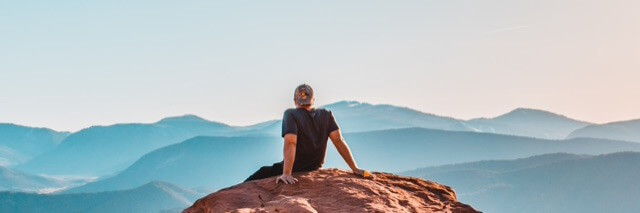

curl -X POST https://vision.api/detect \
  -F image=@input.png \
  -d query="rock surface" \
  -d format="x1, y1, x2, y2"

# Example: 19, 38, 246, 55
184, 169, 478, 213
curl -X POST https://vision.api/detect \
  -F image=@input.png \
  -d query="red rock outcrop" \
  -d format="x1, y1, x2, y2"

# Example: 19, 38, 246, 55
184, 169, 478, 213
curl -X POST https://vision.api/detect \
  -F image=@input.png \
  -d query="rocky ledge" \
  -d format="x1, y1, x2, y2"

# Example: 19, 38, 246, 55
184, 169, 478, 213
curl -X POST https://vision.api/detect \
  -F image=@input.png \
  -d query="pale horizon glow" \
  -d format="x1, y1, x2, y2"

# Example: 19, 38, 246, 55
1, 0, 639, 132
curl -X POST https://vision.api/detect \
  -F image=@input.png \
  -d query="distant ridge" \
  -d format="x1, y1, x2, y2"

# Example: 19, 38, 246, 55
3, 100, 616, 140
157, 114, 230, 126
0, 166, 67, 192
323, 101, 593, 139
402, 152, 640, 213
65, 128, 640, 194
474, 107, 587, 122
567, 119, 640, 142
17, 116, 239, 176
466, 108, 592, 139
323, 100, 462, 120
13, 100, 636, 177
322, 100, 473, 132
0, 181, 203, 213
0, 124, 70, 166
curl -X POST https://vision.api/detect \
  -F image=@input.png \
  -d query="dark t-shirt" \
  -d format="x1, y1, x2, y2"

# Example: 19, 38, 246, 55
281, 107, 340, 171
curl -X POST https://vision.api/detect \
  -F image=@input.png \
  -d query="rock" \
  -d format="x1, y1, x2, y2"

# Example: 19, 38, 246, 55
184, 169, 478, 213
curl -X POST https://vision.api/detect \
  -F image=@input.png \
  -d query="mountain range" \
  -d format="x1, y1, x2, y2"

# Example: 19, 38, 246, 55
402, 152, 640, 213
64, 136, 282, 193
567, 119, 640, 143
0, 166, 69, 193
325, 101, 593, 140
0, 124, 69, 167
15, 101, 604, 177
65, 128, 640, 194
1, 100, 640, 212
466, 108, 591, 139
0, 181, 203, 213
323, 101, 473, 132
17, 116, 243, 176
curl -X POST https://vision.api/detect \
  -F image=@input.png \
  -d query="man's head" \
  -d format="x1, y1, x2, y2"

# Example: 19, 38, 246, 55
293, 84, 315, 108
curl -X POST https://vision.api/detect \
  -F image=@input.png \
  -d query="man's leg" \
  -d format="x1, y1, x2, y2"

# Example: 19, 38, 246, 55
244, 162, 283, 182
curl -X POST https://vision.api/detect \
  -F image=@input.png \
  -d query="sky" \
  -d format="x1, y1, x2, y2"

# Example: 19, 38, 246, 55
1, 0, 638, 132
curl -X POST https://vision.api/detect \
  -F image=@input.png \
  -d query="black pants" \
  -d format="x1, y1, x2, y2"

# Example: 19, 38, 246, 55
244, 162, 284, 182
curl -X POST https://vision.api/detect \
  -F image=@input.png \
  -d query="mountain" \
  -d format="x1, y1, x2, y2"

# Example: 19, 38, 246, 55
0, 181, 203, 213
220, 100, 477, 135
17, 115, 238, 176
324, 128, 640, 173
185, 169, 478, 213
466, 108, 591, 139
14, 101, 600, 177
402, 152, 640, 213
322, 101, 473, 132
322, 101, 592, 140
0, 166, 68, 193
66, 128, 640, 193
401, 153, 587, 195
234, 119, 280, 132
567, 119, 640, 142
64, 136, 282, 193
0, 124, 70, 167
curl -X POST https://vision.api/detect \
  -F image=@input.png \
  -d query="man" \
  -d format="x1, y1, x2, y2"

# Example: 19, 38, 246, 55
245, 84, 371, 184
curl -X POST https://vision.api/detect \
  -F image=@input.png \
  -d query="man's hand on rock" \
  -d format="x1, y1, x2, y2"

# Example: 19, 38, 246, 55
353, 168, 374, 179
276, 174, 298, 184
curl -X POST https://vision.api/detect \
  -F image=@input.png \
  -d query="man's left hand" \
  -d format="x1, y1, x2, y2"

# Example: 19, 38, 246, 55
276, 174, 298, 184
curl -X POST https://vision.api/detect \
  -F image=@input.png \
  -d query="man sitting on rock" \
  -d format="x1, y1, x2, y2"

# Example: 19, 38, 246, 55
245, 84, 371, 184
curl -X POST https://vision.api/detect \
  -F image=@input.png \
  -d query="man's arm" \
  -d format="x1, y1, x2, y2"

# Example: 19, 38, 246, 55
276, 134, 299, 184
329, 129, 368, 176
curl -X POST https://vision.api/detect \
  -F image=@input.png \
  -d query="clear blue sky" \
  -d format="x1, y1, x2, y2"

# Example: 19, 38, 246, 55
1, 0, 638, 131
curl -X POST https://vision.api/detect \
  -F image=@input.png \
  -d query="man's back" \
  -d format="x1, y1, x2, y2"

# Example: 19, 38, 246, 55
282, 107, 339, 171
245, 84, 367, 184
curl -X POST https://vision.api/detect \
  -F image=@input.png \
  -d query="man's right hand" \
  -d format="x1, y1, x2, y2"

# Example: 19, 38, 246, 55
353, 168, 374, 179
276, 174, 298, 184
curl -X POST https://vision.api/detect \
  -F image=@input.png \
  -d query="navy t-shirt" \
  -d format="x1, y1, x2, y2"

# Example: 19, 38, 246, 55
281, 107, 340, 171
